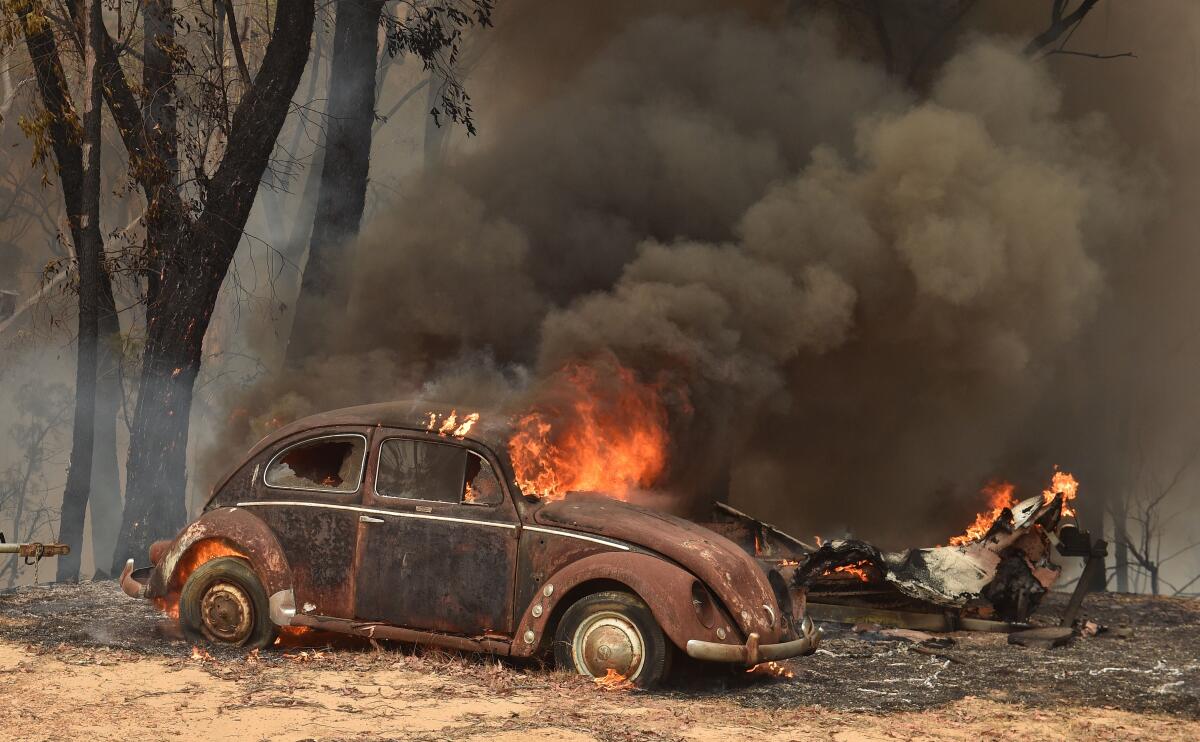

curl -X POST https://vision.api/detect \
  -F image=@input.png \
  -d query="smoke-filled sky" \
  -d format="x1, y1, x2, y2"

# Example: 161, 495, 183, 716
207, 2, 1196, 558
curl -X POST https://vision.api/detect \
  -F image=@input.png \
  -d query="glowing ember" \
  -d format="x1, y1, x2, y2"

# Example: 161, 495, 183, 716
1042, 469, 1079, 517
426, 410, 480, 438
747, 661, 795, 679
593, 668, 634, 690
190, 645, 214, 662
274, 625, 321, 648
949, 481, 1017, 546
821, 560, 872, 582
508, 359, 669, 502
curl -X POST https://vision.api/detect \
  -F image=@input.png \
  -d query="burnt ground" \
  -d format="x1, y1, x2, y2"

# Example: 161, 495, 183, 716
0, 580, 1197, 724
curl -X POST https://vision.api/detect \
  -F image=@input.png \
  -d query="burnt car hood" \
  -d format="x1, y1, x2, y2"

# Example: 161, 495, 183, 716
533, 493, 782, 640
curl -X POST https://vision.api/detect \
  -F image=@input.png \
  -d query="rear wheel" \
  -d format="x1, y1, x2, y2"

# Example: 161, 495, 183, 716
553, 590, 671, 688
179, 556, 277, 649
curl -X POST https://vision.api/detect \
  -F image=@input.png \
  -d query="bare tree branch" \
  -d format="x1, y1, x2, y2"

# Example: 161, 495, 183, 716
1025, 0, 1103, 56
220, 0, 253, 87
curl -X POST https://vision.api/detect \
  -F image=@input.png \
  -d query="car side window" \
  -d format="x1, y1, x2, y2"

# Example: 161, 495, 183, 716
265, 434, 366, 493
376, 439, 503, 506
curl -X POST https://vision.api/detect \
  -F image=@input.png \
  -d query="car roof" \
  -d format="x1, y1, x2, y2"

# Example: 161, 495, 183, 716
207, 400, 518, 506
247, 400, 515, 457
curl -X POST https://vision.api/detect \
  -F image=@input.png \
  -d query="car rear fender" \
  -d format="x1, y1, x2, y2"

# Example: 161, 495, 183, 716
509, 551, 743, 657
146, 507, 293, 612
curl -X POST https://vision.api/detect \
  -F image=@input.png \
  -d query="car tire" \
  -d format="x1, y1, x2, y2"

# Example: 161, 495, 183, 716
179, 556, 278, 649
553, 590, 672, 688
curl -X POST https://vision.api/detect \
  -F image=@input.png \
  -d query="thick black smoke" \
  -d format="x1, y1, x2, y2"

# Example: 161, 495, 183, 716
213, 6, 1162, 547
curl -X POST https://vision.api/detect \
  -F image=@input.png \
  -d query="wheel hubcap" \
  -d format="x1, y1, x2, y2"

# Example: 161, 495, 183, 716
199, 581, 253, 644
572, 611, 645, 680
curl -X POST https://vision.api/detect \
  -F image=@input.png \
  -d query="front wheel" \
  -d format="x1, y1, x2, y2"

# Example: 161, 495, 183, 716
553, 590, 671, 688
179, 556, 277, 649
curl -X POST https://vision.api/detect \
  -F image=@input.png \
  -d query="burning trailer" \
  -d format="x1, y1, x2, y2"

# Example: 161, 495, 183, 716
704, 472, 1105, 633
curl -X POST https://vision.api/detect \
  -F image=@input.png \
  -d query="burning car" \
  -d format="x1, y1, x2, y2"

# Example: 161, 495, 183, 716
119, 401, 820, 686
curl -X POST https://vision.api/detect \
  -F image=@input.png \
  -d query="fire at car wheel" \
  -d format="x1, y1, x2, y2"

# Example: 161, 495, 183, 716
179, 556, 278, 649
554, 590, 671, 688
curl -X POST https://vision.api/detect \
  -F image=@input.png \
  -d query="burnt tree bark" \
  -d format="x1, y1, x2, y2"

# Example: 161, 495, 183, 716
111, 1, 317, 572
56, 0, 105, 582
88, 315, 122, 576
286, 0, 385, 366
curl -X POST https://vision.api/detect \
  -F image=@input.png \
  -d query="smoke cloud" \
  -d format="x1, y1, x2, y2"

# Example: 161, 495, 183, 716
214, 6, 1163, 548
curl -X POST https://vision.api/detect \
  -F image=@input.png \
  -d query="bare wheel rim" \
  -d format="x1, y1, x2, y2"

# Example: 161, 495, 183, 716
199, 580, 254, 644
571, 610, 645, 680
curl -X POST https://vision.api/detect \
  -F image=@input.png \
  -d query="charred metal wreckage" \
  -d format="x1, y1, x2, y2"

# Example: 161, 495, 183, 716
120, 402, 820, 687
704, 491, 1093, 633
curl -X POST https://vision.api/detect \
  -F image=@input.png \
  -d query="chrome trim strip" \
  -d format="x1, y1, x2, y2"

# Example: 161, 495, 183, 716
524, 525, 630, 551
236, 500, 518, 530
262, 433, 369, 495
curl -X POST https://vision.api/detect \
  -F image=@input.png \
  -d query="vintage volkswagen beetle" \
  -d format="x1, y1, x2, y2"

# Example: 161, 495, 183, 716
120, 401, 820, 686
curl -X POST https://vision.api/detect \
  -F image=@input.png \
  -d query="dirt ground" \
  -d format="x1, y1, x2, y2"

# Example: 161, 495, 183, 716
0, 582, 1197, 741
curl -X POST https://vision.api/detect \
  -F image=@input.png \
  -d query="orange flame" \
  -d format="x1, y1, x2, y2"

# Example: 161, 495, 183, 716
426, 410, 480, 438
1042, 469, 1079, 517
154, 540, 249, 620
949, 470, 1080, 546
593, 668, 634, 690
747, 661, 795, 679
949, 481, 1018, 547
821, 560, 873, 582
508, 360, 669, 501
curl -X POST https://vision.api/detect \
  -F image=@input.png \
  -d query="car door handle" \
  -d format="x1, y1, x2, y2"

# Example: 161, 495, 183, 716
359, 515, 385, 524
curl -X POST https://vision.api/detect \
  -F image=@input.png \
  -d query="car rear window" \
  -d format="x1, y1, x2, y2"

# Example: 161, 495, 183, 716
264, 434, 366, 493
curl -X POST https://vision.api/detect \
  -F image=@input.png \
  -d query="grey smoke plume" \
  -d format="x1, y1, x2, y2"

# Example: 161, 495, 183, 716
214, 9, 1156, 546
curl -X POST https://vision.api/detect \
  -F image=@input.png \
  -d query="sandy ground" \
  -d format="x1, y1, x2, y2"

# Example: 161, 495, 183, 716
1, 641, 1197, 742
0, 583, 1198, 740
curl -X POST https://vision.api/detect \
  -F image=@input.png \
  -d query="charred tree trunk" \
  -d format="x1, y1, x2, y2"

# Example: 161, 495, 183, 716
112, 1, 317, 572
20, 1, 122, 581
57, 0, 106, 582
1113, 532, 1129, 592
142, 0, 181, 314
286, 0, 384, 366
116, 286, 203, 569
89, 295, 123, 577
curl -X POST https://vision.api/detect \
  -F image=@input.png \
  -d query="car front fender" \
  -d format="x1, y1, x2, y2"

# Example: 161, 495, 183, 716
144, 507, 293, 613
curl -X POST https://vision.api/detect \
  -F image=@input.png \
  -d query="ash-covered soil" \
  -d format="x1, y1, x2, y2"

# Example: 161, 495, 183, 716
0, 580, 1197, 724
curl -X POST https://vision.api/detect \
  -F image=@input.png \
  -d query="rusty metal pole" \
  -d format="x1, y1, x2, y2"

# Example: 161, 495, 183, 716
0, 543, 71, 557
1059, 538, 1108, 628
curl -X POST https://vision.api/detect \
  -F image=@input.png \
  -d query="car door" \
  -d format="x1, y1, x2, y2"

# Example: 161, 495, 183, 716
241, 427, 371, 619
354, 432, 520, 636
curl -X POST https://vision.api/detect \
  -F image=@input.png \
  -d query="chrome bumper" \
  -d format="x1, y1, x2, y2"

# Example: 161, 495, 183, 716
118, 559, 150, 598
685, 616, 822, 665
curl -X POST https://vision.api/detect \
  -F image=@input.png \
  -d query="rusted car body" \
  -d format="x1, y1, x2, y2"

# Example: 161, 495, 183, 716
120, 401, 819, 684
